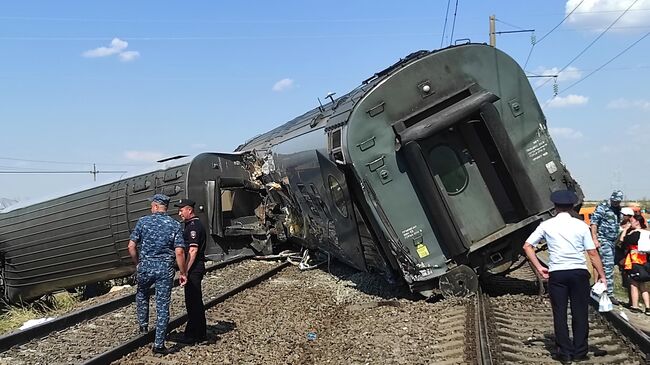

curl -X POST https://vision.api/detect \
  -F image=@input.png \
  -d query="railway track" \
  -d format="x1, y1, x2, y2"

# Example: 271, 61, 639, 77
475, 259, 650, 364
0, 257, 247, 352
0, 259, 284, 365
113, 262, 473, 365
3, 253, 648, 364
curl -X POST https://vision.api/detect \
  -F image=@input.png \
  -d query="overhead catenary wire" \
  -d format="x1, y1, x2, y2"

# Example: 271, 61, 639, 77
0, 8, 648, 24
523, 0, 585, 70
0, 165, 128, 181
0, 170, 126, 174
449, 0, 460, 46
494, 18, 527, 31
1, 26, 649, 43
557, 31, 650, 95
440, 0, 452, 48
535, 0, 641, 91
0, 156, 149, 166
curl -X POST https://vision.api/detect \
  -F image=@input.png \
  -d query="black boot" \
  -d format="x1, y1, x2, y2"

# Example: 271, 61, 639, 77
152, 345, 172, 355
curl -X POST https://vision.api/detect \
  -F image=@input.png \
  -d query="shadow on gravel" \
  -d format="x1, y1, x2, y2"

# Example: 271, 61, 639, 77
480, 273, 542, 296
207, 320, 237, 342
318, 260, 419, 300
167, 320, 237, 348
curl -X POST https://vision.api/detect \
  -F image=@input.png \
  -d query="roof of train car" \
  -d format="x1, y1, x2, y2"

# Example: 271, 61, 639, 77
0, 153, 250, 214
0, 156, 191, 213
234, 47, 447, 152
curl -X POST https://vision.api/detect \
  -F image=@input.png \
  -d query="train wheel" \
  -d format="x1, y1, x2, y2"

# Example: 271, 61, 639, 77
438, 265, 479, 298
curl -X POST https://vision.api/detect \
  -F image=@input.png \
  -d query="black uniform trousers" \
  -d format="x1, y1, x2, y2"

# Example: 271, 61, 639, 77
184, 261, 207, 340
548, 269, 590, 359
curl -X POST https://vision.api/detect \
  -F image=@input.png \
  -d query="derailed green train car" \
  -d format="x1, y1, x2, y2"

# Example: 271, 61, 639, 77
238, 43, 582, 296
0, 153, 274, 302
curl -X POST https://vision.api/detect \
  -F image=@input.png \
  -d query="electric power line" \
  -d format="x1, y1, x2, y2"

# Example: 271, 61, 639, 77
0, 170, 126, 174
0, 163, 127, 181
535, 0, 640, 91
558, 30, 650, 94
449, 0, 460, 46
524, 0, 585, 70
1, 25, 649, 43
495, 19, 527, 31
440, 0, 452, 48
0, 8, 648, 24
0, 156, 149, 167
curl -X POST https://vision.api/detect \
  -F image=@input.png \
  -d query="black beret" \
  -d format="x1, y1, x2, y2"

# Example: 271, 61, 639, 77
550, 190, 578, 205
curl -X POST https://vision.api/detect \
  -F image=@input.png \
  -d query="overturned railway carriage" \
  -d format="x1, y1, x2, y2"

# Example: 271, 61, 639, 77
237, 43, 582, 296
0, 43, 583, 301
0, 153, 276, 302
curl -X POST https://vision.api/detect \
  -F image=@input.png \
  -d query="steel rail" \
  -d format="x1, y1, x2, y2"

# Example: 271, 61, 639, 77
81, 261, 290, 365
588, 297, 650, 360
474, 290, 493, 365
0, 256, 247, 352
535, 250, 650, 359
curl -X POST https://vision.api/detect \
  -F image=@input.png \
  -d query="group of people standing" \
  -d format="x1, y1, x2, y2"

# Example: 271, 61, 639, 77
125, 189, 649, 358
591, 190, 650, 312
524, 189, 650, 363
127, 194, 207, 354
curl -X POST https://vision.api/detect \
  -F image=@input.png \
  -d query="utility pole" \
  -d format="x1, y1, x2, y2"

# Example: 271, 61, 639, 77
489, 15, 496, 47
489, 14, 534, 48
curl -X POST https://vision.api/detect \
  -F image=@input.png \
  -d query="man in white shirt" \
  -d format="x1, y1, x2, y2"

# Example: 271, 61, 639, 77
523, 190, 606, 363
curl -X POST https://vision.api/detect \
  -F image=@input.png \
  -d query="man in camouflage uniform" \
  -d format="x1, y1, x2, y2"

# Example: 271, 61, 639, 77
128, 194, 188, 354
590, 190, 623, 303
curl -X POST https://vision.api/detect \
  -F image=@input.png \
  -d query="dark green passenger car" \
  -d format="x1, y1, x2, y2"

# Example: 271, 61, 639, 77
238, 43, 582, 296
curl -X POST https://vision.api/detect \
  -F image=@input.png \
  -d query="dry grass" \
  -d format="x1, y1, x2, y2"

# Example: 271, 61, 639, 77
612, 269, 631, 305
0, 291, 80, 335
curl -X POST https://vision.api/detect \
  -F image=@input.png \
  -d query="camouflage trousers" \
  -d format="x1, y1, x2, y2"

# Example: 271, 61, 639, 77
136, 260, 175, 348
598, 239, 616, 296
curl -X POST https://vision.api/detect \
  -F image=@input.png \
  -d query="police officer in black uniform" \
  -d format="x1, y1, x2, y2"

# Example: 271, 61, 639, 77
173, 198, 207, 343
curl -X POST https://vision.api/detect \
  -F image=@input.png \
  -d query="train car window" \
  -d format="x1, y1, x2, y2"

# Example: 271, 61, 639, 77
428, 145, 468, 195
329, 128, 345, 163
331, 130, 341, 149
132, 179, 151, 193
221, 190, 234, 213
328, 175, 348, 217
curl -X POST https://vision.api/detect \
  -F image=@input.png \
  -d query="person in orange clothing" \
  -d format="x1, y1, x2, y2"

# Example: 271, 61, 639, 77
619, 214, 650, 314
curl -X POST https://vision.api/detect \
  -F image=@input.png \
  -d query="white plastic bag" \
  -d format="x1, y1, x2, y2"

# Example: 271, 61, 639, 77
599, 294, 613, 312
638, 230, 650, 253
592, 282, 606, 296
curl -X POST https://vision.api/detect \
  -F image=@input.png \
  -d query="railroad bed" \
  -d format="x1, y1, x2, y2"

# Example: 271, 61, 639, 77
2, 258, 649, 364
485, 294, 646, 364
477, 260, 649, 364
114, 263, 471, 365
0, 260, 278, 365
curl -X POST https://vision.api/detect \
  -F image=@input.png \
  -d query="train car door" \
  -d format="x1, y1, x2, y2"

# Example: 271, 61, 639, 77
317, 151, 366, 271
420, 126, 505, 243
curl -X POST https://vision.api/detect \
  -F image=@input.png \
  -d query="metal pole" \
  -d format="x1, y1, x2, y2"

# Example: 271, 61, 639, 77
489, 15, 496, 47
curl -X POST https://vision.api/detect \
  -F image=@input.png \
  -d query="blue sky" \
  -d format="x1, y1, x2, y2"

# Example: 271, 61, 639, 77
1, 0, 649, 202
